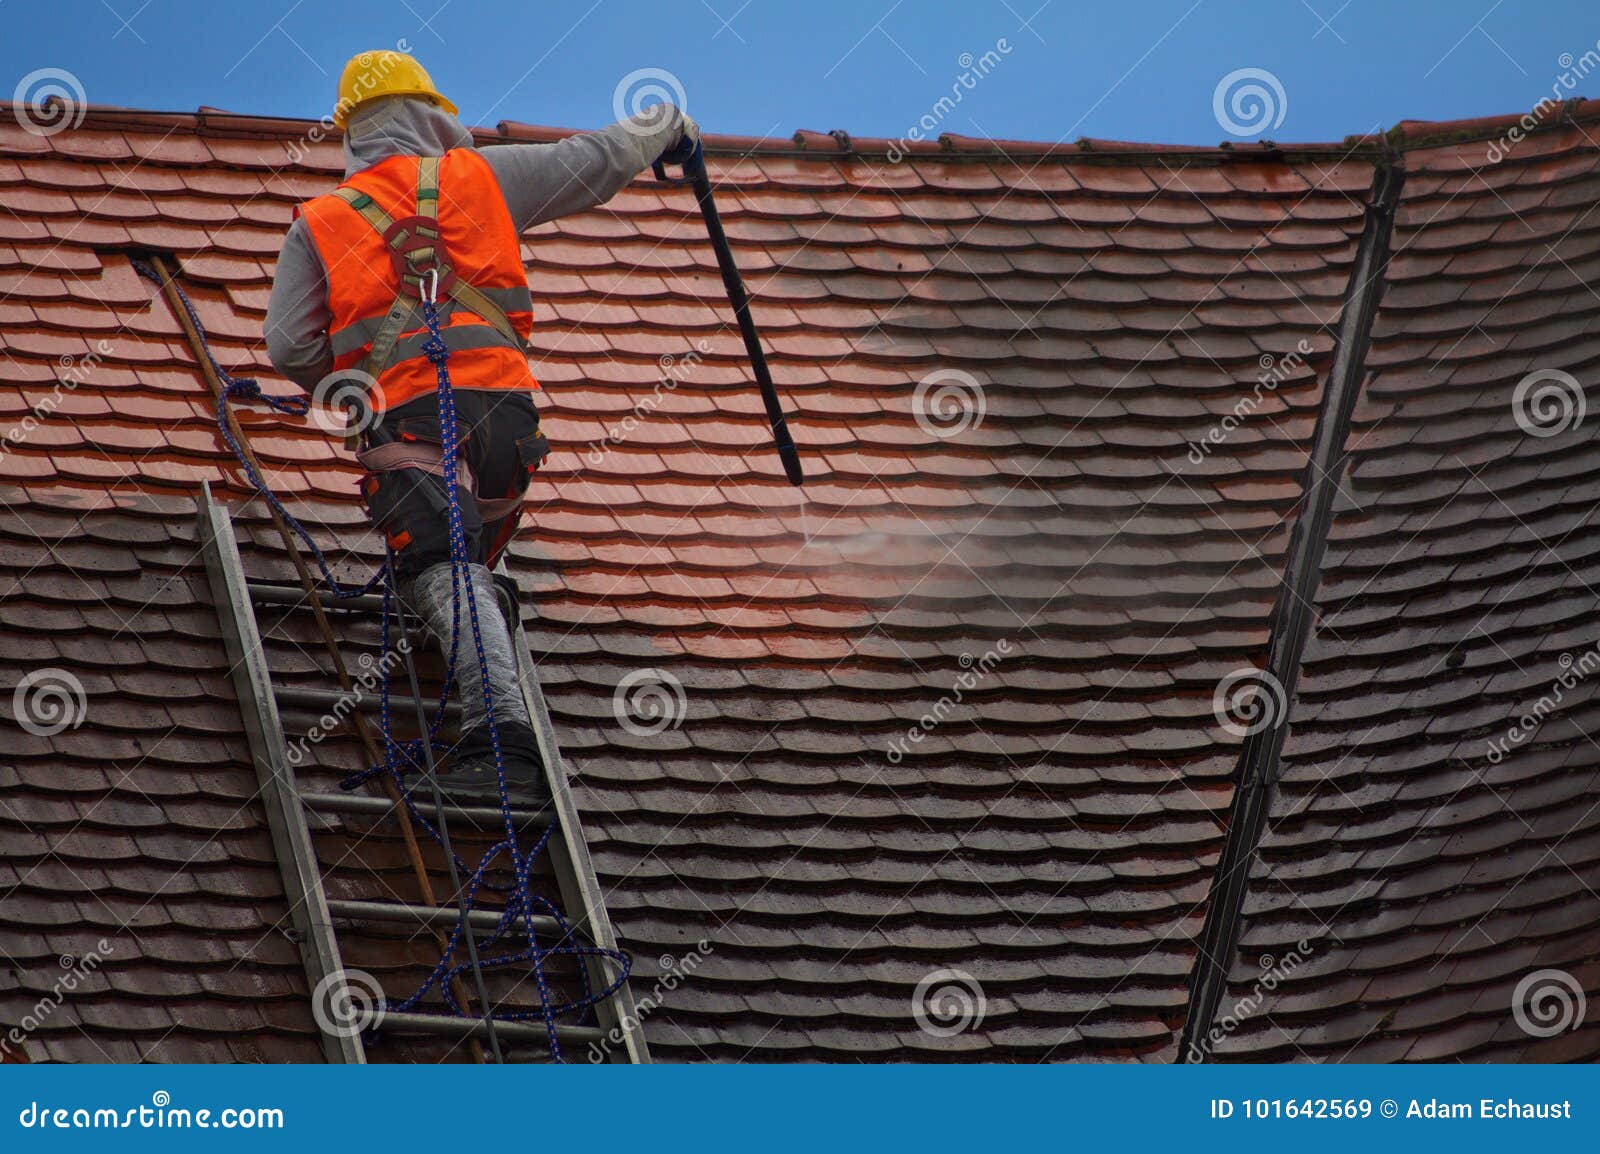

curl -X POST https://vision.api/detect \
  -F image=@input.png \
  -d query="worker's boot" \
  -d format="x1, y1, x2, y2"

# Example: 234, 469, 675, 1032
442, 719, 552, 812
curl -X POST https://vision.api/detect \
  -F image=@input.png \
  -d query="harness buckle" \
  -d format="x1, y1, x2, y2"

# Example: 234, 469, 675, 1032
381, 213, 458, 302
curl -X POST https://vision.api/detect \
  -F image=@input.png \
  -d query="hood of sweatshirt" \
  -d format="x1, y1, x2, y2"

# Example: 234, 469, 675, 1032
342, 95, 475, 178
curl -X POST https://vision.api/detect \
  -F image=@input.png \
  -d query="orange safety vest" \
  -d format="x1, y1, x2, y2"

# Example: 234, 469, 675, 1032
299, 148, 537, 414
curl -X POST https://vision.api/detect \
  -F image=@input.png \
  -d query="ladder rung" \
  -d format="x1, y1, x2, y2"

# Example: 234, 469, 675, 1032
299, 790, 550, 828
370, 1009, 604, 1048
249, 582, 388, 614
327, 898, 564, 939
248, 578, 522, 621
275, 684, 464, 719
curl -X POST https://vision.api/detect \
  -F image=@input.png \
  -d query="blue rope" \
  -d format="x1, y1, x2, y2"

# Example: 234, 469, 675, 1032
147, 258, 631, 1059
420, 295, 560, 1054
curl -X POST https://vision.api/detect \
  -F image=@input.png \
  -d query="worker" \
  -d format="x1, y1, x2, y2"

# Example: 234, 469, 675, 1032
265, 51, 697, 807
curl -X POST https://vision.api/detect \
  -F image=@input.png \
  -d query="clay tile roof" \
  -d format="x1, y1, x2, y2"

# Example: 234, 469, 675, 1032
1, 100, 1597, 1063
1210, 114, 1600, 1065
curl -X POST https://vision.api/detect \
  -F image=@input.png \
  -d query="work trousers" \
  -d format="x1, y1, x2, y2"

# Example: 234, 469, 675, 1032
360, 388, 547, 737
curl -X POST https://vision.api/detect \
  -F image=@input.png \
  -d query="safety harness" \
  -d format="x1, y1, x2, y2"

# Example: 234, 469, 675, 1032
357, 437, 524, 525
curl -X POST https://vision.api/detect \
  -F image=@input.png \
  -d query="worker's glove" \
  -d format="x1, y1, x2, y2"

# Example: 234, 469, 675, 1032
657, 112, 700, 167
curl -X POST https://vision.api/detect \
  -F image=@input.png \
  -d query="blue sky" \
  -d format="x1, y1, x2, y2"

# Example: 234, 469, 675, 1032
6, 0, 1600, 144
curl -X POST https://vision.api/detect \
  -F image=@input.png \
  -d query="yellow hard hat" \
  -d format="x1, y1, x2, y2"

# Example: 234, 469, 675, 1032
333, 50, 458, 129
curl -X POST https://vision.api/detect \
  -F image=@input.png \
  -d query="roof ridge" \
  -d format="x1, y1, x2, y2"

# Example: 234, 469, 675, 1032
8, 99, 1597, 163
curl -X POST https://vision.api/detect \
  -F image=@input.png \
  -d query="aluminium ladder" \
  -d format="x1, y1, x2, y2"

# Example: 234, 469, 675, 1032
196, 483, 649, 1064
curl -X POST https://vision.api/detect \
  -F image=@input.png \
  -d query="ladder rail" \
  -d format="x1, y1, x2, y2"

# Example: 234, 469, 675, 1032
198, 483, 366, 1065
504, 591, 653, 1064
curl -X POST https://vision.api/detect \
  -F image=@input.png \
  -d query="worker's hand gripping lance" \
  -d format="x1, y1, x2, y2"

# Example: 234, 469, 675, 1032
654, 137, 804, 487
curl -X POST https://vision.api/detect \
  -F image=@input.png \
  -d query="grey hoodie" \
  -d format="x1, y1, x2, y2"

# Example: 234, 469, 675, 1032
265, 96, 690, 390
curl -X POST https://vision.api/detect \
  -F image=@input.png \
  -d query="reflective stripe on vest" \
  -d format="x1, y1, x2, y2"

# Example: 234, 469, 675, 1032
328, 287, 535, 358
299, 148, 538, 413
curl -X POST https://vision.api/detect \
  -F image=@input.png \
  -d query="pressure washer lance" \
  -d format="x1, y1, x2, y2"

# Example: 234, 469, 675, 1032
654, 137, 804, 487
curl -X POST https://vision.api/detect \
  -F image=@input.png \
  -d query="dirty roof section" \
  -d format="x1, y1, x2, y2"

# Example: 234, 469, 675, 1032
0, 100, 1596, 1062
1211, 115, 1600, 1062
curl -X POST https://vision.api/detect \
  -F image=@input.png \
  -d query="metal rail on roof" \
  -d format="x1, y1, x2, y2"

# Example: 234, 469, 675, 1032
1177, 158, 1407, 1064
